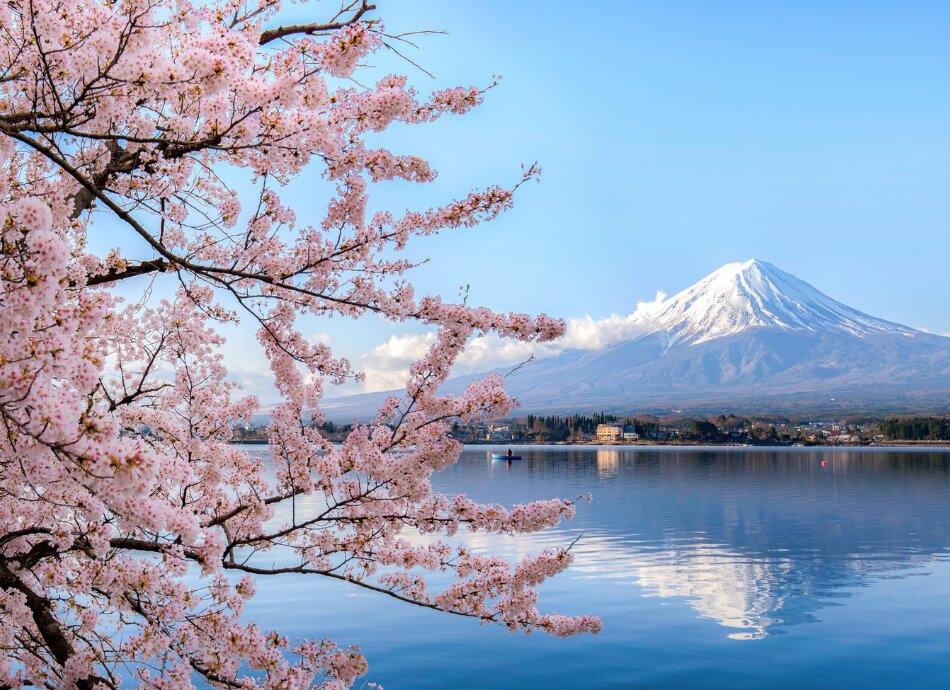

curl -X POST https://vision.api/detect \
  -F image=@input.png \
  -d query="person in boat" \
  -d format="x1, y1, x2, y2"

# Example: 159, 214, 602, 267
506, 448, 513, 458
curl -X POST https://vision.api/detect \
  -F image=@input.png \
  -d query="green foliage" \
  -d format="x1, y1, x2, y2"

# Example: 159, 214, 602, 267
882, 417, 950, 440
689, 419, 720, 439
633, 419, 660, 438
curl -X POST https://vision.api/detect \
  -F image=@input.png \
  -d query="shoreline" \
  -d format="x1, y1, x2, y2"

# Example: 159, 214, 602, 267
233, 439, 950, 449
468, 440, 950, 448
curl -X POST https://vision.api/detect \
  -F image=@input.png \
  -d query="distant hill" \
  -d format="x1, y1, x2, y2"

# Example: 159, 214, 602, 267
322, 260, 950, 419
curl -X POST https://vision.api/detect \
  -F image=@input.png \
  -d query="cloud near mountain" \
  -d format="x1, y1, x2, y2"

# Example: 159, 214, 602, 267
356, 291, 669, 393
326, 259, 950, 417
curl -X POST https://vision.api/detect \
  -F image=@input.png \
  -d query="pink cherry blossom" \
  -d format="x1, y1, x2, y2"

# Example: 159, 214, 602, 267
0, 1, 599, 688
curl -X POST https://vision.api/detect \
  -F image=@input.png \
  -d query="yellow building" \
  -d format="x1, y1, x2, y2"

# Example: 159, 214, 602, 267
595, 423, 624, 442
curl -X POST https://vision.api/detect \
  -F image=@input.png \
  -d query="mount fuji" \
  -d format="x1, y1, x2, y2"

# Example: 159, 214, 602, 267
326, 260, 950, 417
627, 259, 917, 346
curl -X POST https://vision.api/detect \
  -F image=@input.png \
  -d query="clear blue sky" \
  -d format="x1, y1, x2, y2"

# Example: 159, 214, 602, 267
311, 0, 950, 332
94, 1, 950, 398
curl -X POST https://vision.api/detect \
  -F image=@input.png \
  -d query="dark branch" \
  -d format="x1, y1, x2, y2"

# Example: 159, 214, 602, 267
259, 1, 376, 45
86, 259, 168, 286
0, 561, 109, 690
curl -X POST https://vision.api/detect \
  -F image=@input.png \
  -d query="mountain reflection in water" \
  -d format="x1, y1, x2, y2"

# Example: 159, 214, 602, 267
440, 447, 950, 639
554, 447, 950, 640
243, 445, 950, 689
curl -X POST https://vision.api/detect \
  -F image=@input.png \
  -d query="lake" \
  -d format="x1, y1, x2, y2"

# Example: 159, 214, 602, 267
242, 445, 950, 689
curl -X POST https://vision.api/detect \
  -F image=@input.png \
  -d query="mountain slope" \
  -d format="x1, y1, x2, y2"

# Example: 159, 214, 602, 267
324, 260, 950, 418
644, 259, 915, 345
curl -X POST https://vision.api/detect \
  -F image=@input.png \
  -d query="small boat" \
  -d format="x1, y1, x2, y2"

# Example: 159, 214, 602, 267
491, 453, 522, 461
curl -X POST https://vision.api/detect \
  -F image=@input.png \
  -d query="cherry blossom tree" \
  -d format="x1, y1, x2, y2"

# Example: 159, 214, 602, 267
0, 1, 600, 687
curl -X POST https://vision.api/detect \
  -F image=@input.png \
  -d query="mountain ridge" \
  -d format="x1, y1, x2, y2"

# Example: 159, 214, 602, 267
322, 260, 950, 419
632, 259, 916, 345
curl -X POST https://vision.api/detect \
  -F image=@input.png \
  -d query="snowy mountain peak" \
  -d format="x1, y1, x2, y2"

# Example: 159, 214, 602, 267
643, 259, 915, 345
326, 259, 950, 419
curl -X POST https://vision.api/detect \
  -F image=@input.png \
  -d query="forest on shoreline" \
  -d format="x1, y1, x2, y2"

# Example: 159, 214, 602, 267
231, 415, 950, 446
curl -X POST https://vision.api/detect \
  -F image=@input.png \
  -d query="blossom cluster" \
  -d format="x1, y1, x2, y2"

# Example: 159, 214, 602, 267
0, 1, 598, 688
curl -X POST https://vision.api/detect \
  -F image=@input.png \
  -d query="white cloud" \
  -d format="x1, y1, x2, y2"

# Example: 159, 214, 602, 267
558, 291, 666, 350
307, 331, 333, 345
359, 332, 437, 392
353, 292, 669, 393
226, 292, 672, 400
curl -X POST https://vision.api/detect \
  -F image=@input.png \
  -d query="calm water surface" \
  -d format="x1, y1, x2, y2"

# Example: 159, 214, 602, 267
243, 446, 950, 688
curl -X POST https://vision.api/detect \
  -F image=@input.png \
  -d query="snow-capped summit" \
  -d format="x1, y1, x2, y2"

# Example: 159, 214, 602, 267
645, 259, 914, 345
327, 260, 950, 418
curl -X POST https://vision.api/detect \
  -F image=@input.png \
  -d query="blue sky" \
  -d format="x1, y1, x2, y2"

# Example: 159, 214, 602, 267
349, 0, 950, 325
96, 1, 950, 399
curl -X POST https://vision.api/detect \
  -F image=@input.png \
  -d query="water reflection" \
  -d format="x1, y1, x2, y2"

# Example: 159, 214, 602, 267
595, 448, 620, 477
438, 447, 950, 641
240, 445, 950, 688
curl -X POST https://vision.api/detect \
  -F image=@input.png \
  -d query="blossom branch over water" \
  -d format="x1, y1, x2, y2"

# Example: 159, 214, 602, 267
0, 1, 600, 687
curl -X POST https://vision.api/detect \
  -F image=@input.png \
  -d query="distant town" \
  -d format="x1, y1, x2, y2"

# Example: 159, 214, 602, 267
232, 414, 950, 446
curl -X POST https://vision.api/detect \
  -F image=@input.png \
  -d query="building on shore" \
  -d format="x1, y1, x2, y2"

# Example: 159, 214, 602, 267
596, 423, 639, 443
485, 424, 512, 442
596, 423, 624, 442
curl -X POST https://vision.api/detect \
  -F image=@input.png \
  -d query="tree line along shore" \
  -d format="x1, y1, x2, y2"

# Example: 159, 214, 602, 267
231, 414, 950, 446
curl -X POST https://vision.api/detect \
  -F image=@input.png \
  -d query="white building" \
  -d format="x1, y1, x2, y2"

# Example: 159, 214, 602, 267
595, 423, 623, 442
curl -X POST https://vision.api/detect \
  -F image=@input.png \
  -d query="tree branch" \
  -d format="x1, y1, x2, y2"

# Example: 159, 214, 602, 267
259, 1, 376, 45
86, 259, 168, 286
0, 561, 109, 690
